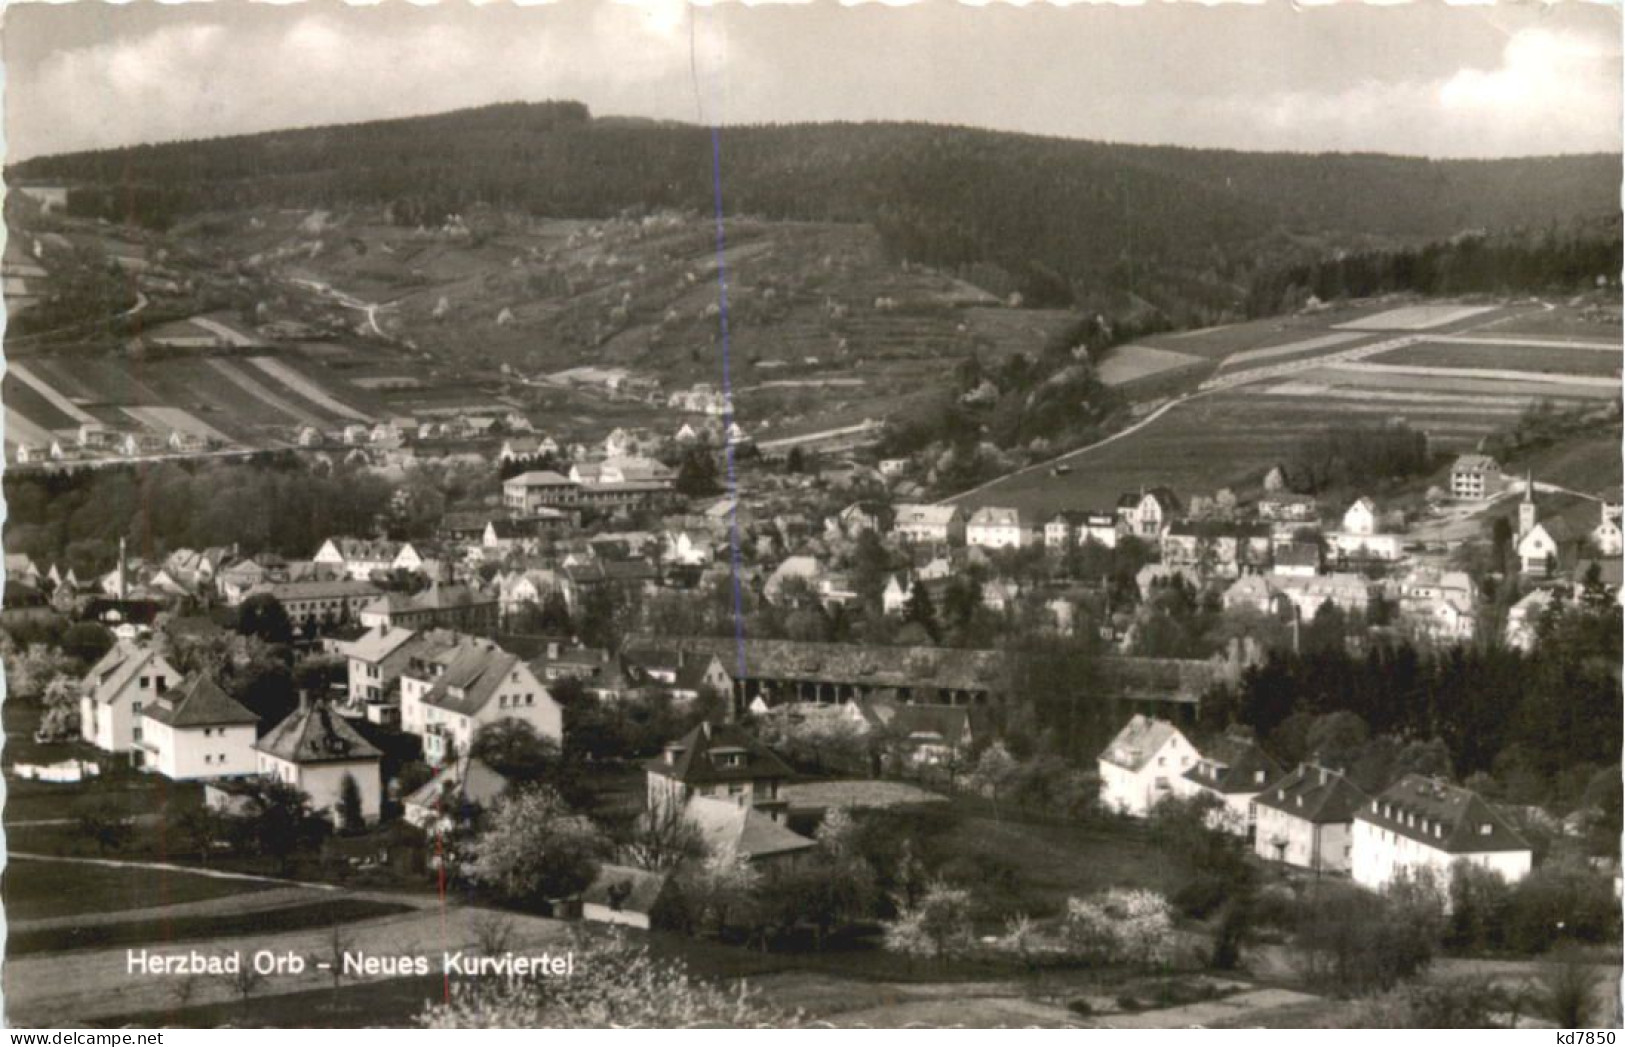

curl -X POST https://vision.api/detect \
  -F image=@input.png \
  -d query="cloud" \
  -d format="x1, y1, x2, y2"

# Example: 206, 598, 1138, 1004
5, 7, 1619, 161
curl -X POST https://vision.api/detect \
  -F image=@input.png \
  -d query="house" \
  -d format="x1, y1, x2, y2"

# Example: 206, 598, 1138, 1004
358, 583, 499, 633
244, 580, 382, 629
1505, 588, 1559, 651
764, 556, 826, 604
340, 626, 425, 706
1256, 492, 1318, 523
400, 637, 563, 765
893, 504, 965, 545
504, 471, 581, 513
1518, 510, 1584, 575
402, 756, 510, 830
825, 501, 886, 542
849, 697, 988, 767
254, 696, 384, 825
878, 458, 909, 477
1450, 454, 1502, 501
1592, 498, 1623, 557
1262, 465, 1289, 492
645, 721, 793, 822
1161, 521, 1272, 577
1253, 764, 1370, 874
1272, 542, 1322, 578
1270, 572, 1372, 619
684, 795, 816, 865
981, 578, 1021, 613
1179, 729, 1284, 837
581, 863, 671, 929
1117, 487, 1181, 539
79, 642, 181, 756
499, 436, 543, 464
1341, 497, 1378, 537
1097, 715, 1200, 818
1351, 775, 1532, 893
966, 506, 1024, 549
882, 574, 914, 616
138, 674, 260, 781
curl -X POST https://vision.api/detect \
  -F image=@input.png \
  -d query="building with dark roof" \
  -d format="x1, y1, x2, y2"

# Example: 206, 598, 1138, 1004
1352, 775, 1532, 892
255, 697, 383, 824
646, 721, 793, 823
398, 635, 562, 765
1181, 729, 1284, 837
138, 674, 260, 781
1253, 764, 1370, 874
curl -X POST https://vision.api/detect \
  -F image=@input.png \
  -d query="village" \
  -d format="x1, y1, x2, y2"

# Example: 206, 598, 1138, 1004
3, 401, 1621, 1027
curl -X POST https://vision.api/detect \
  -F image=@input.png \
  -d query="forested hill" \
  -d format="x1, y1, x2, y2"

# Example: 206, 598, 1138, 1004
12, 100, 1621, 312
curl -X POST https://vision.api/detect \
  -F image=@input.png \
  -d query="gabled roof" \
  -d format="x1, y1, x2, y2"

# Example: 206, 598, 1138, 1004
1184, 730, 1284, 795
581, 863, 669, 914
1099, 715, 1187, 772
857, 699, 985, 748
685, 796, 815, 862
1452, 454, 1500, 472
1255, 764, 1368, 824
256, 701, 382, 765
894, 503, 961, 527
420, 645, 533, 718
342, 625, 421, 664
1358, 774, 1530, 855
403, 756, 509, 813
505, 470, 575, 487
85, 642, 167, 705
968, 506, 1020, 528
647, 721, 793, 785
142, 674, 259, 729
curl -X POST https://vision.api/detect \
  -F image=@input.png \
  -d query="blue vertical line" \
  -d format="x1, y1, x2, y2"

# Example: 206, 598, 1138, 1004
709, 124, 749, 697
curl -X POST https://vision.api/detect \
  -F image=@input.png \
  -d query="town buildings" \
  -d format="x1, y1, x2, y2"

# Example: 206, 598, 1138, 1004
138, 674, 259, 781
1253, 764, 1369, 874
79, 641, 180, 756
1097, 715, 1200, 818
1350, 775, 1533, 893
254, 697, 384, 825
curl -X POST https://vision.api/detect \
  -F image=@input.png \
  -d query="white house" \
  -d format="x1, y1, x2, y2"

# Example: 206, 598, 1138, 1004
400, 637, 562, 765
882, 574, 914, 616
313, 538, 423, 580
1178, 730, 1283, 837
966, 507, 1024, 550
893, 504, 965, 545
138, 674, 260, 781
1253, 764, 1369, 874
1097, 715, 1200, 818
1116, 488, 1180, 539
1341, 497, 1378, 537
80, 642, 181, 756
254, 698, 384, 825
1505, 588, 1558, 651
1351, 775, 1532, 894
1450, 454, 1502, 501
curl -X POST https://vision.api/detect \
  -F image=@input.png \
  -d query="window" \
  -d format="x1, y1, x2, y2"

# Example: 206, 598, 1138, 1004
133, 727, 143, 742
1480, 823, 1493, 836
139, 677, 150, 689
205, 755, 213, 765
132, 702, 143, 714
155, 677, 167, 694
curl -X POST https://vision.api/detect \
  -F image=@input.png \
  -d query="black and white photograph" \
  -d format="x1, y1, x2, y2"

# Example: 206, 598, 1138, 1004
0, 0, 1621, 1030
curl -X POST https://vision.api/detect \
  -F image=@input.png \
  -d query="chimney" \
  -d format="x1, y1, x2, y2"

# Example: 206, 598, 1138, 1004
298, 688, 311, 715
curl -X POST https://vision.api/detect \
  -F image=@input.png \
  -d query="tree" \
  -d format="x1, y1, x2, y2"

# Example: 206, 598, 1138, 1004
237, 593, 294, 645
228, 778, 329, 873
465, 786, 604, 907
680, 852, 762, 940
1065, 888, 1178, 967
337, 773, 366, 835
37, 674, 82, 742
74, 798, 134, 855
882, 881, 973, 963
1535, 949, 1601, 1028
61, 622, 114, 667
421, 928, 784, 1028
620, 802, 705, 874
902, 579, 940, 642
1293, 883, 1439, 996
968, 742, 1020, 821
471, 720, 566, 784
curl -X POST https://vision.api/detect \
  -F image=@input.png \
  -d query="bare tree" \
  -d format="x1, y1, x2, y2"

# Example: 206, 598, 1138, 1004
470, 908, 516, 957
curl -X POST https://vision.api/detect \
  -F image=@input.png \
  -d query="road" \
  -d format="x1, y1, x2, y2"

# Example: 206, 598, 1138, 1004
287, 277, 394, 338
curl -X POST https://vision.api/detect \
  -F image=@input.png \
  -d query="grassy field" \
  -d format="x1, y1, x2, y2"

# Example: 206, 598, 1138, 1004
1377, 341, 1622, 377
4, 857, 276, 921
8, 898, 413, 957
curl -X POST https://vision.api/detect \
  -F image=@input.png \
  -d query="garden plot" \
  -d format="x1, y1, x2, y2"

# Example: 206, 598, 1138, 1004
1334, 303, 1498, 331
1375, 340, 1622, 376
7, 363, 97, 424
1327, 359, 1618, 389
206, 359, 329, 427
119, 406, 235, 445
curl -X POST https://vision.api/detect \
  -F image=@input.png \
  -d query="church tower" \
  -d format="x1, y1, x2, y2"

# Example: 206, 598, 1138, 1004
1517, 472, 1538, 541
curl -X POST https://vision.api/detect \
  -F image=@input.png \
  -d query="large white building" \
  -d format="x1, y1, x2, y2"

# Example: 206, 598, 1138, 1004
1097, 715, 1199, 818
1253, 764, 1369, 874
1351, 775, 1532, 894
966, 507, 1024, 550
399, 635, 562, 765
893, 504, 965, 545
80, 642, 181, 756
254, 698, 384, 825
138, 675, 260, 781
1177, 730, 1283, 837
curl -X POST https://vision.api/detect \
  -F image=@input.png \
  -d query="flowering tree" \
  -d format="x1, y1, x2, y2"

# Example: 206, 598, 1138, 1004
883, 881, 974, 963
465, 786, 604, 906
1066, 888, 1177, 967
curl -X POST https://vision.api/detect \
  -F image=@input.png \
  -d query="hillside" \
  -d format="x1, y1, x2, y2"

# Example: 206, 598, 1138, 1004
12, 101, 1621, 323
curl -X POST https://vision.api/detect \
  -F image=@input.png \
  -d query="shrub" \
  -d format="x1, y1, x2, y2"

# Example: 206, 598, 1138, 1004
1068, 999, 1094, 1017
1293, 884, 1439, 996
1066, 888, 1177, 967
1115, 994, 1143, 1012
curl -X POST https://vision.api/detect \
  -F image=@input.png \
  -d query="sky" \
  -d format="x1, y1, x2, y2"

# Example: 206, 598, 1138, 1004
3, 0, 1621, 162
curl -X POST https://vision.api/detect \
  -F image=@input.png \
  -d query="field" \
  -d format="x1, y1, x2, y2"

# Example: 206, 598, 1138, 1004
1096, 344, 1209, 387
953, 298, 1623, 519
1374, 340, 1622, 378
1334, 303, 1500, 331
4, 858, 275, 921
